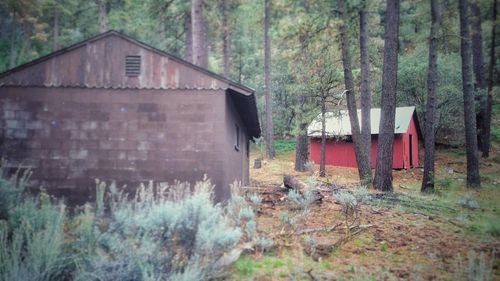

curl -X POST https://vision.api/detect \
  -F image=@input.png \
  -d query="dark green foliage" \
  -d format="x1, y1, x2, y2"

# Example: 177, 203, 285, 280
274, 139, 296, 154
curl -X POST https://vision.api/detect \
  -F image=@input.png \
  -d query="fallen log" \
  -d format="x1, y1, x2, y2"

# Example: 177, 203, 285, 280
283, 175, 324, 203
283, 175, 308, 192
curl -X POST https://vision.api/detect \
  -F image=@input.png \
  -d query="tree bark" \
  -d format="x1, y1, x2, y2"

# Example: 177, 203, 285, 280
484, 0, 497, 158
222, 0, 230, 78
421, 0, 440, 193
9, 14, 17, 69
471, 0, 487, 156
159, 10, 166, 50
338, 0, 372, 186
98, 0, 108, 33
373, 0, 400, 192
442, 0, 451, 54
459, 0, 481, 188
284, 175, 308, 192
264, 0, 276, 159
53, 9, 60, 51
319, 96, 326, 177
359, 8, 372, 184
295, 96, 309, 172
192, 0, 208, 68
184, 1, 193, 63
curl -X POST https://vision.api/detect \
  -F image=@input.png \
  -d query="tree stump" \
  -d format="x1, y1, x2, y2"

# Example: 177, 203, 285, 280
254, 158, 262, 169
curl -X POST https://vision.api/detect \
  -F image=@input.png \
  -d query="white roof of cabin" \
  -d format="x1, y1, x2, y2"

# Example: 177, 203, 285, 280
307, 106, 416, 137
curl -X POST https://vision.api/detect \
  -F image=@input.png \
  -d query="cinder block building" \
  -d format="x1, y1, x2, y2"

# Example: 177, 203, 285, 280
0, 31, 260, 203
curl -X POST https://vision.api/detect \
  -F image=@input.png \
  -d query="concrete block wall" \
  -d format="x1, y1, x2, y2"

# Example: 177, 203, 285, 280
0, 87, 227, 204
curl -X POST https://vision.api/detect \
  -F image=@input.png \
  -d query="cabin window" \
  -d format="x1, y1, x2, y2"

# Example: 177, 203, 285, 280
125, 55, 141, 76
234, 124, 240, 151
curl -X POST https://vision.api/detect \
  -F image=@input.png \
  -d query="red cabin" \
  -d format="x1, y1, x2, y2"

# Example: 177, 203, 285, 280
308, 106, 421, 170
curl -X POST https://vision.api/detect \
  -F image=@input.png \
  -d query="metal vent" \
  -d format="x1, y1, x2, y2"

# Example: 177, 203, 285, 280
125, 55, 141, 77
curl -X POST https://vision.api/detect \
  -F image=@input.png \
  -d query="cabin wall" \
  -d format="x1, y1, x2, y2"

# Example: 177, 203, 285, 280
222, 92, 249, 199
309, 135, 406, 169
0, 87, 230, 204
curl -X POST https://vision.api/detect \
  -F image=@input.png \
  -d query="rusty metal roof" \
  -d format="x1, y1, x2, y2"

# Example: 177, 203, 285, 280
0, 30, 261, 138
308, 106, 417, 137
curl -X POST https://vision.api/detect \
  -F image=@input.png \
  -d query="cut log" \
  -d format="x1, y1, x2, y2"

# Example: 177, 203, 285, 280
283, 175, 324, 203
254, 158, 262, 169
283, 175, 308, 192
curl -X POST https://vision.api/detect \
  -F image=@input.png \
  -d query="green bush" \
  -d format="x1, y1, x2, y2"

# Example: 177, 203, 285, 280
274, 139, 297, 154
491, 127, 500, 144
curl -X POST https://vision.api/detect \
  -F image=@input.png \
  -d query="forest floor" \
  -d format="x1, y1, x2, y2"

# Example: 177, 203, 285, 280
228, 145, 500, 280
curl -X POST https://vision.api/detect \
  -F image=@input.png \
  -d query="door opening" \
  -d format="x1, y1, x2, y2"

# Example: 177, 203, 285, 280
409, 134, 413, 168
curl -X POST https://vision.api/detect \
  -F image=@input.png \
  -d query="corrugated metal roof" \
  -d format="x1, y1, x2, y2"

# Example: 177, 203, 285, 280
0, 30, 261, 138
307, 106, 416, 137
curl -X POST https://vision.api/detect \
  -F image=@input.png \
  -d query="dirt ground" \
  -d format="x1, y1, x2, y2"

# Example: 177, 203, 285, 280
232, 148, 500, 280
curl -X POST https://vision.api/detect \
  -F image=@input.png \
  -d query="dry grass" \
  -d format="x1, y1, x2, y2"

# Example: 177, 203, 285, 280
237, 146, 500, 280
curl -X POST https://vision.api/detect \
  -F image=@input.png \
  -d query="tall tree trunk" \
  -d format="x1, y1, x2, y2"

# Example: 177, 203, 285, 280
373, 0, 400, 192
295, 96, 309, 172
98, 0, 108, 33
192, 0, 208, 68
159, 11, 166, 50
201, 14, 209, 67
264, 0, 276, 159
471, 0, 487, 156
422, 0, 440, 193
338, 0, 372, 186
319, 96, 326, 177
9, 14, 17, 69
184, 2, 193, 62
53, 9, 60, 51
442, 0, 450, 54
484, 0, 497, 158
459, 0, 481, 188
359, 9, 372, 180
222, 0, 230, 78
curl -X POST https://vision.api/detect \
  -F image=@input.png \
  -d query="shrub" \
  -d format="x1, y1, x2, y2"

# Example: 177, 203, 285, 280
333, 186, 369, 240
0, 197, 69, 281
304, 161, 316, 173
0, 163, 31, 220
458, 193, 480, 210
74, 178, 244, 281
274, 139, 297, 154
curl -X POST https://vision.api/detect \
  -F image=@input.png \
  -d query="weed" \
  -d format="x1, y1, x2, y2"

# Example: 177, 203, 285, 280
304, 161, 317, 173
334, 186, 369, 240
255, 237, 275, 252
234, 257, 255, 277
458, 193, 480, 210
0, 162, 31, 220
0, 197, 69, 281
453, 251, 494, 281
380, 241, 388, 252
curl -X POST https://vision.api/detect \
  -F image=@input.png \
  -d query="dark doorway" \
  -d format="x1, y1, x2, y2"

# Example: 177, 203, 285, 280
409, 134, 413, 168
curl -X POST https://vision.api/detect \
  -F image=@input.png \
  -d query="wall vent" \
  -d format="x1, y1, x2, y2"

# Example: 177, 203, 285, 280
125, 55, 141, 77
